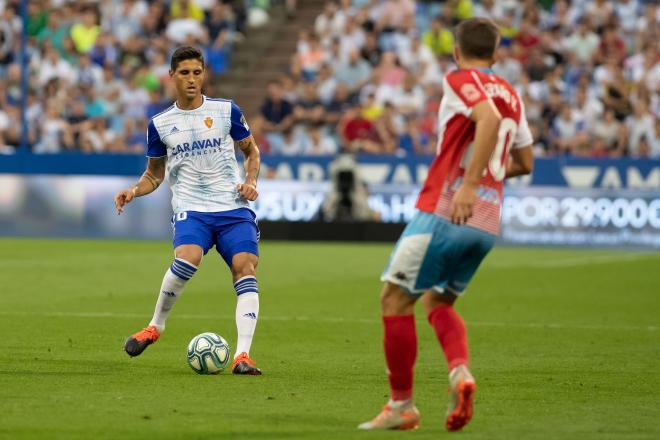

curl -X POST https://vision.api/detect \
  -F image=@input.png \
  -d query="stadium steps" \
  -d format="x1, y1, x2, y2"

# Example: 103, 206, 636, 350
213, 0, 325, 118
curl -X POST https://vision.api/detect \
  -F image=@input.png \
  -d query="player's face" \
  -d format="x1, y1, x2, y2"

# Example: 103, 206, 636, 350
171, 59, 205, 100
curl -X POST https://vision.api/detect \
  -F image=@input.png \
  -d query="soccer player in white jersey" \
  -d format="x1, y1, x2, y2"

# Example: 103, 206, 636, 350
114, 46, 263, 375
359, 19, 534, 431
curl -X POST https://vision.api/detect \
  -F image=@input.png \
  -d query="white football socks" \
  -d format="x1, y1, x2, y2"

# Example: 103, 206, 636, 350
149, 258, 198, 332
233, 276, 259, 358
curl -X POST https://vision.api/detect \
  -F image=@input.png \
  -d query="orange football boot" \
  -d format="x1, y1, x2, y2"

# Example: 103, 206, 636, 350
231, 352, 262, 375
445, 365, 476, 431
124, 325, 160, 357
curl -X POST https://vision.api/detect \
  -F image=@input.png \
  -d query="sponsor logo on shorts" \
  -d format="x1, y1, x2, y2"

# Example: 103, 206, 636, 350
394, 271, 408, 281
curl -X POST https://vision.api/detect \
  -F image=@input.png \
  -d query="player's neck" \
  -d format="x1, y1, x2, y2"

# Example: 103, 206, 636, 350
176, 95, 204, 111
458, 59, 493, 71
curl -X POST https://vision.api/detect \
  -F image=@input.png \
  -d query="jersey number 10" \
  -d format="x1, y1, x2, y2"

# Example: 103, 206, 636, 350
488, 118, 517, 182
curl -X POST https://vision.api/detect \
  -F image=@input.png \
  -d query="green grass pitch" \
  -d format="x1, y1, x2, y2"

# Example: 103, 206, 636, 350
0, 238, 659, 439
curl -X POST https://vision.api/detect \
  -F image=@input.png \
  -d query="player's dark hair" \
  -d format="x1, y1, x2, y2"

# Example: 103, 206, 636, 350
455, 18, 499, 60
170, 46, 205, 71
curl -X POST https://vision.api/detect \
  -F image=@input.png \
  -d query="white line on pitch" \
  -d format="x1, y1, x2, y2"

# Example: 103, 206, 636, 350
0, 311, 656, 332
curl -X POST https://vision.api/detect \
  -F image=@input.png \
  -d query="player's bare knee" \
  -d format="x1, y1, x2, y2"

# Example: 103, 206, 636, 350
174, 245, 203, 267
422, 290, 457, 315
381, 282, 415, 316
231, 253, 258, 280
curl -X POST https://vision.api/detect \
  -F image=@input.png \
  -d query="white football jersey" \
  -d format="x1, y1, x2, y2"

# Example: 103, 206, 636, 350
147, 96, 252, 214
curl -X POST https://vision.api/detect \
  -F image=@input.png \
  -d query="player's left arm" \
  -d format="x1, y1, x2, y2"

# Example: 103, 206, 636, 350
236, 135, 260, 201
450, 100, 501, 225
229, 101, 260, 201
506, 96, 534, 178
506, 146, 533, 178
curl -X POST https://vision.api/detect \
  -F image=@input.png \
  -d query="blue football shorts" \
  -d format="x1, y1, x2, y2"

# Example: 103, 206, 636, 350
171, 208, 260, 266
381, 211, 496, 297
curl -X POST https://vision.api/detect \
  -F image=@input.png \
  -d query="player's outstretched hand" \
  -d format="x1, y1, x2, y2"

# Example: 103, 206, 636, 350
237, 183, 259, 201
449, 183, 477, 225
114, 188, 135, 215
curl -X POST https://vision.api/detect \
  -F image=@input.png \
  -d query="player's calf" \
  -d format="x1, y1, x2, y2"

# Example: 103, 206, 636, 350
230, 252, 261, 374
124, 257, 199, 357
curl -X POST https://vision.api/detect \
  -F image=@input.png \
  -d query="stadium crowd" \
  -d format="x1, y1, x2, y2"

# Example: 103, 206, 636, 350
0, 0, 658, 158
0, 0, 252, 153
257, 0, 660, 158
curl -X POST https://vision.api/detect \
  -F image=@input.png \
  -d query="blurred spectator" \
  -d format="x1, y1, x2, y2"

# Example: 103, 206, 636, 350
306, 122, 339, 155
70, 7, 100, 54
551, 103, 587, 154
572, 86, 604, 133
293, 82, 325, 125
397, 33, 435, 76
80, 117, 114, 153
34, 103, 72, 154
596, 25, 626, 65
563, 18, 599, 65
36, 10, 68, 54
261, 80, 295, 133
315, 1, 346, 45
626, 100, 655, 156
422, 16, 454, 57
36, 47, 75, 87
166, 5, 207, 44
335, 49, 371, 94
376, 51, 406, 88
390, 71, 424, 115
339, 106, 382, 153
592, 109, 627, 156
297, 34, 328, 81
360, 31, 383, 67
272, 126, 309, 156
316, 63, 338, 105
324, 82, 355, 126
493, 46, 523, 85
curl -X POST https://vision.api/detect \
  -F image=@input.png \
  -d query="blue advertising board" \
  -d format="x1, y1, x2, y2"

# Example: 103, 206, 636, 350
0, 153, 658, 189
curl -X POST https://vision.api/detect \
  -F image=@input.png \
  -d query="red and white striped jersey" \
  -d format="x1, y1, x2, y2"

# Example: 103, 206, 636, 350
416, 68, 533, 235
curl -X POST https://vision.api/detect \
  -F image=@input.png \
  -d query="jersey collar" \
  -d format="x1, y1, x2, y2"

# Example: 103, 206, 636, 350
174, 95, 206, 112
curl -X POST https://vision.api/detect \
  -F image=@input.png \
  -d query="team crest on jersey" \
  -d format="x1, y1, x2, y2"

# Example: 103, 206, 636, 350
204, 117, 213, 128
460, 83, 480, 102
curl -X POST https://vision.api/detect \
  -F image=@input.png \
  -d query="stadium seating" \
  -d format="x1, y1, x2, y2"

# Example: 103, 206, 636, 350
0, 0, 658, 158
256, 0, 659, 158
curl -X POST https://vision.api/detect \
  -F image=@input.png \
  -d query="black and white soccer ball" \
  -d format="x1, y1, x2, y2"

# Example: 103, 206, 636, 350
187, 332, 231, 374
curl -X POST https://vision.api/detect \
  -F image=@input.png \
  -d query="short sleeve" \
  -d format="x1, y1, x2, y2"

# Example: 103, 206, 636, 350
230, 101, 251, 141
444, 70, 489, 109
513, 99, 533, 149
147, 120, 167, 157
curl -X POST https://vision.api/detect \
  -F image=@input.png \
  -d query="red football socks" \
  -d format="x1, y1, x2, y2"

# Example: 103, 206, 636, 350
428, 304, 469, 371
383, 314, 417, 401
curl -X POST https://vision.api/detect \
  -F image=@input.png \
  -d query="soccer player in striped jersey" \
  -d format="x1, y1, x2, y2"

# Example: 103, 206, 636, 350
114, 46, 263, 375
359, 18, 534, 431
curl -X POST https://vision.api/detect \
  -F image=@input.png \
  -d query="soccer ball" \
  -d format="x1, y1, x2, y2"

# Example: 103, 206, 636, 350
187, 332, 231, 375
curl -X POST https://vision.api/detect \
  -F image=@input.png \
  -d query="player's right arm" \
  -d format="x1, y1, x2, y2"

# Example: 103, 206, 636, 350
114, 119, 167, 214
450, 100, 502, 225
114, 157, 166, 214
